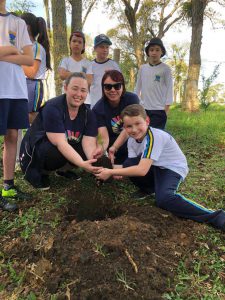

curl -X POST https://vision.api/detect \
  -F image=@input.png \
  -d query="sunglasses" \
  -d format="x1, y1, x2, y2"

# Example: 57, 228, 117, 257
103, 83, 122, 91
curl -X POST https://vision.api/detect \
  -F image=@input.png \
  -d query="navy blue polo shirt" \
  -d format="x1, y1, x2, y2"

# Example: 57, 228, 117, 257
92, 91, 139, 141
42, 97, 97, 144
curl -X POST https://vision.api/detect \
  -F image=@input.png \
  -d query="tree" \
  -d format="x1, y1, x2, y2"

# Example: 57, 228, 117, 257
168, 44, 189, 104
8, 0, 36, 14
106, 0, 186, 68
182, 0, 208, 111
51, 0, 68, 95
67, 0, 98, 32
43, 0, 51, 40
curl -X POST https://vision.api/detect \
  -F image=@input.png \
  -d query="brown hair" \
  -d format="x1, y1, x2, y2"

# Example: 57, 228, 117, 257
101, 70, 126, 99
64, 72, 87, 86
121, 104, 147, 120
69, 31, 85, 54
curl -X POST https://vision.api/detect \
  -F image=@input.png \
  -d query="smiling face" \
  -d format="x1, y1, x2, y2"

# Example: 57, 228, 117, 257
103, 76, 123, 106
123, 115, 149, 141
70, 35, 84, 55
148, 45, 163, 64
64, 77, 88, 109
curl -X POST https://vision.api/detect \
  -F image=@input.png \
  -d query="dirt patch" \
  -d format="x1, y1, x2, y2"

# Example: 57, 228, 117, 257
0, 180, 206, 299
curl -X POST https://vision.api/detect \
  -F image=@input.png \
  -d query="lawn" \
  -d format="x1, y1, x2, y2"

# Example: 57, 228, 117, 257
0, 104, 224, 300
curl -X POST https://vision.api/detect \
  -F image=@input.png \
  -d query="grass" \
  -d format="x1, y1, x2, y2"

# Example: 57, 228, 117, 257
0, 104, 225, 299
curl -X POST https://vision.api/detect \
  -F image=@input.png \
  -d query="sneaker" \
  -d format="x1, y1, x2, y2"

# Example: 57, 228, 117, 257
130, 189, 150, 200
0, 196, 18, 212
2, 186, 30, 200
55, 170, 81, 180
35, 175, 50, 191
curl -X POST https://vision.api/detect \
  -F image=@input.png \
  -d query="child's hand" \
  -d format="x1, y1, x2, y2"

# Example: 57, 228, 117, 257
95, 168, 112, 181
113, 175, 123, 180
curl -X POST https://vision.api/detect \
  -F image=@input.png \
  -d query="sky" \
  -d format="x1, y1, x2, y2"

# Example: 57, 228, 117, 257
7, 0, 225, 84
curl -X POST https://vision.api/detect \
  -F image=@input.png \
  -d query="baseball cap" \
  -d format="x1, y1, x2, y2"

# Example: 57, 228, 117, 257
145, 37, 166, 57
94, 34, 112, 48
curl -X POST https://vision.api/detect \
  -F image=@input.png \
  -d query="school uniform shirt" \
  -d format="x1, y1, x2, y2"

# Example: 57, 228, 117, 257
0, 13, 32, 99
32, 41, 46, 79
86, 59, 121, 107
134, 62, 173, 110
41, 96, 98, 144
58, 56, 91, 104
92, 92, 139, 142
128, 127, 189, 179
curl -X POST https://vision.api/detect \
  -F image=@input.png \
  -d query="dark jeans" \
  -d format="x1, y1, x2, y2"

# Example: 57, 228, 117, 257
123, 157, 225, 229
39, 139, 86, 171
145, 110, 167, 129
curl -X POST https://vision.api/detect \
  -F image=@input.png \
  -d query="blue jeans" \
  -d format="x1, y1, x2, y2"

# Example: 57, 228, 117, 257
124, 157, 225, 229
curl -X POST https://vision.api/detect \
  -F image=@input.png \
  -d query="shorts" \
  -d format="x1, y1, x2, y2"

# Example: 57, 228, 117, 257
0, 99, 29, 135
26, 78, 44, 113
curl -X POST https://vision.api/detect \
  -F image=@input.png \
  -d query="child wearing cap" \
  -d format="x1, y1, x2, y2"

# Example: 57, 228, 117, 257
58, 31, 91, 106
134, 37, 173, 129
96, 104, 225, 232
86, 34, 121, 108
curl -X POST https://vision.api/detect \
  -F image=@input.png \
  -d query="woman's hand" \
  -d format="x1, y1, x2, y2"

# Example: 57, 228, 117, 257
92, 146, 104, 159
108, 145, 117, 164
82, 159, 101, 173
95, 168, 112, 181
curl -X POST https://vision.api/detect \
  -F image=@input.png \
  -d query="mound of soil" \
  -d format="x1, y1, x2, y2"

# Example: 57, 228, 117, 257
0, 181, 206, 299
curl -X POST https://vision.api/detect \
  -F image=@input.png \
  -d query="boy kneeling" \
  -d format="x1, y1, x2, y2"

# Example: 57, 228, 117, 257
96, 104, 225, 232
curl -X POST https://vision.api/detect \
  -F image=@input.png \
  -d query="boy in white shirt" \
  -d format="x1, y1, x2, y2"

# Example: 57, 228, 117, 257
86, 34, 120, 108
96, 104, 225, 232
0, 1, 33, 211
135, 38, 173, 129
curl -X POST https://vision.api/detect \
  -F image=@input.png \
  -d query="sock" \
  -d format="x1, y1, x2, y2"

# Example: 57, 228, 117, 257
3, 180, 14, 190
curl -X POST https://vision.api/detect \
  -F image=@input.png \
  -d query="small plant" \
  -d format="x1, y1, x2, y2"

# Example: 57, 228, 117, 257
115, 270, 136, 291
199, 64, 220, 111
93, 242, 109, 258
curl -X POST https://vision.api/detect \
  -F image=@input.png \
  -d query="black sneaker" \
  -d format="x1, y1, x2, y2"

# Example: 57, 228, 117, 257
35, 175, 50, 191
2, 186, 30, 200
130, 189, 150, 200
55, 170, 81, 180
0, 196, 18, 212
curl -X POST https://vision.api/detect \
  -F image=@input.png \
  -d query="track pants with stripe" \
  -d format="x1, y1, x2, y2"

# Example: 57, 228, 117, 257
124, 157, 225, 230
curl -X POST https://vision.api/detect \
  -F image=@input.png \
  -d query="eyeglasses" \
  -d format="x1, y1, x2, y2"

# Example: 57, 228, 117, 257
103, 83, 122, 91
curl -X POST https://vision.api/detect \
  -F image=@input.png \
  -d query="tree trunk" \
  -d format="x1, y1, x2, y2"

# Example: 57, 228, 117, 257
70, 0, 82, 31
51, 0, 68, 96
43, 0, 51, 40
182, 0, 207, 111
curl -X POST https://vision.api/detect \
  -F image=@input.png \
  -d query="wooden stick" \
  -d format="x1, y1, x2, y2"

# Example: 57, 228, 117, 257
125, 249, 138, 273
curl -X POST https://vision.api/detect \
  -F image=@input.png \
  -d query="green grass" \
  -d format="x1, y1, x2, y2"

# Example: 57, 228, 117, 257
163, 105, 225, 299
0, 104, 225, 299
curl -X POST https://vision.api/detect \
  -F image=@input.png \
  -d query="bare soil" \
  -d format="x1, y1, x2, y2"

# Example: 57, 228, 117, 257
0, 173, 209, 300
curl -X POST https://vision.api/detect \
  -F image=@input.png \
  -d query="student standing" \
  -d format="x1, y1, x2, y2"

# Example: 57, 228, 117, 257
0, 1, 33, 212
21, 12, 51, 124
135, 38, 173, 129
58, 31, 91, 106
86, 34, 120, 108
96, 104, 225, 232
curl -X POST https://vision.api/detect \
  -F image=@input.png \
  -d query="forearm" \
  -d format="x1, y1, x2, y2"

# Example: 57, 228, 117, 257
82, 137, 97, 159
0, 54, 34, 66
58, 68, 72, 80
0, 46, 18, 58
56, 142, 86, 168
108, 165, 147, 177
112, 130, 128, 150
165, 105, 170, 114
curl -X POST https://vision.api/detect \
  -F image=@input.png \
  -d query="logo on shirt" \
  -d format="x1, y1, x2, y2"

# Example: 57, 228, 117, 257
66, 130, 82, 143
111, 116, 123, 134
154, 74, 161, 82
9, 31, 16, 45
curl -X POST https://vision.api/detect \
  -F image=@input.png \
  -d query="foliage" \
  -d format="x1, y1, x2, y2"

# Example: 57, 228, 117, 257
167, 43, 189, 104
8, 0, 36, 14
199, 64, 220, 111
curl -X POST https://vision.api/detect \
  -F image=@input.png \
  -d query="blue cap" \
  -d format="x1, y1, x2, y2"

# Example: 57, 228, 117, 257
94, 34, 112, 48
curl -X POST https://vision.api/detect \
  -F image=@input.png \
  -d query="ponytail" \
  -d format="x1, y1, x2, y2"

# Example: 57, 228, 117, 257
37, 17, 51, 70
21, 13, 51, 71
